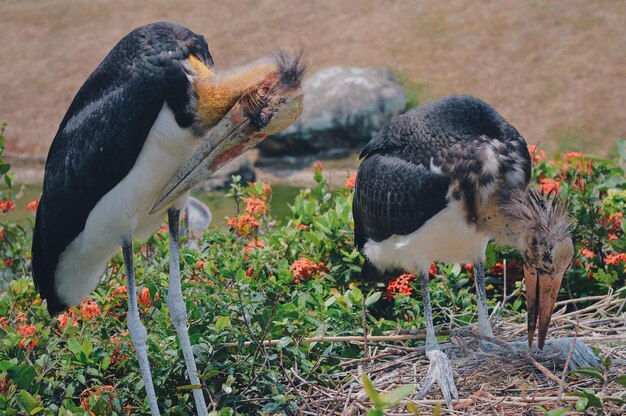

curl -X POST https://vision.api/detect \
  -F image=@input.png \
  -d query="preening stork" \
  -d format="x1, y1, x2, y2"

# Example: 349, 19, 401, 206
353, 95, 598, 406
32, 22, 304, 415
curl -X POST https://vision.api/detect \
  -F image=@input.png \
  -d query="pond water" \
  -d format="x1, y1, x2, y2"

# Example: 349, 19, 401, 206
4, 183, 301, 227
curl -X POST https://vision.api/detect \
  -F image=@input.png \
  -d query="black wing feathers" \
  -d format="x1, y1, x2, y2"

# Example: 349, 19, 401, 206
32, 22, 211, 315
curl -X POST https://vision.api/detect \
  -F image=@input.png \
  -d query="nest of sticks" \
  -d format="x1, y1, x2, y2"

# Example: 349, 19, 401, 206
284, 291, 626, 415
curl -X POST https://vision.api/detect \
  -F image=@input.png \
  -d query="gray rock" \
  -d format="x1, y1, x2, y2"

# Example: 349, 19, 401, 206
259, 66, 406, 157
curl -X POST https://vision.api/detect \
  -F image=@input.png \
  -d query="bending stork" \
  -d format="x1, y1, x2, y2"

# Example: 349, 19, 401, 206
32, 22, 304, 415
353, 95, 597, 406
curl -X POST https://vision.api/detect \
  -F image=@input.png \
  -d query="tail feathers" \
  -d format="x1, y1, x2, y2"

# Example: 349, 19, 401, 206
360, 259, 404, 282
32, 206, 68, 316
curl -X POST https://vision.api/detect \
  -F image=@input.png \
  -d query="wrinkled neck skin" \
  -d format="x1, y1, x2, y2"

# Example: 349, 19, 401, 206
188, 55, 278, 128
476, 198, 528, 252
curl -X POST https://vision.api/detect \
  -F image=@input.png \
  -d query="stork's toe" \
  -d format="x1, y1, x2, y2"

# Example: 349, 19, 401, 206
541, 337, 599, 370
415, 350, 459, 408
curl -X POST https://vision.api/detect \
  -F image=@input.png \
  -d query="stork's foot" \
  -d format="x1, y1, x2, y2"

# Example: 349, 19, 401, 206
535, 337, 599, 370
415, 350, 458, 408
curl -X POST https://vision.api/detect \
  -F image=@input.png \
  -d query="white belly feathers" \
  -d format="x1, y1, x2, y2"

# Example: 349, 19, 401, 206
55, 104, 198, 306
363, 199, 490, 274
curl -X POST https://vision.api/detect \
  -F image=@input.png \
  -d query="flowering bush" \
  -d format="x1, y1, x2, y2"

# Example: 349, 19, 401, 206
0, 139, 624, 414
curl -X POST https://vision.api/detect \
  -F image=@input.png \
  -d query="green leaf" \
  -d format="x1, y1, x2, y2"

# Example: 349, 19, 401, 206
215, 316, 230, 332
67, 338, 81, 354
0, 163, 10, 175
177, 384, 203, 390
13, 364, 36, 389
614, 374, 626, 386
380, 384, 414, 407
575, 396, 589, 412
406, 402, 420, 415
276, 336, 292, 349
570, 367, 603, 380
365, 291, 382, 307
17, 390, 39, 413
80, 339, 93, 358
544, 408, 569, 416
362, 373, 384, 409
0, 359, 16, 371
100, 356, 110, 371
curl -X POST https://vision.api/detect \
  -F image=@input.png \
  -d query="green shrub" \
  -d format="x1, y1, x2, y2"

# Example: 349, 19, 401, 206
0, 141, 624, 414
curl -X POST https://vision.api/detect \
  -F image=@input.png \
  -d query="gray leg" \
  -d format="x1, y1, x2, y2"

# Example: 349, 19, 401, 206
168, 209, 208, 416
415, 270, 458, 408
474, 261, 494, 338
122, 240, 160, 416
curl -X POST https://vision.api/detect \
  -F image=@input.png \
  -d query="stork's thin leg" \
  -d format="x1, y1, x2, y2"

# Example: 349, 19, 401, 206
415, 270, 458, 408
122, 240, 160, 416
474, 261, 494, 338
167, 209, 208, 416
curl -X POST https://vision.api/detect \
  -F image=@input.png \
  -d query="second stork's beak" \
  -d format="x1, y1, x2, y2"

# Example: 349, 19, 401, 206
150, 53, 305, 214
524, 265, 564, 350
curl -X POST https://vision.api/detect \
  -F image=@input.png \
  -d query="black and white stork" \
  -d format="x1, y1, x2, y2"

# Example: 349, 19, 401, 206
32, 22, 304, 415
353, 95, 597, 406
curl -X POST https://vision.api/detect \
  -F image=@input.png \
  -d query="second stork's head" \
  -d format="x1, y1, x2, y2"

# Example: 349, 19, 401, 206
500, 187, 573, 349
151, 49, 306, 212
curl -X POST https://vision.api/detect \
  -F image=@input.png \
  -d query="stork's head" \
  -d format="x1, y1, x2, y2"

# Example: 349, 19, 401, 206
502, 187, 573, 349
151, 50, 306, 212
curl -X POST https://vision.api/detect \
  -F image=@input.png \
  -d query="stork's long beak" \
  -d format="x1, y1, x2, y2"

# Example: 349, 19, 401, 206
524, 265, 564, 349
150, 91, 303, 214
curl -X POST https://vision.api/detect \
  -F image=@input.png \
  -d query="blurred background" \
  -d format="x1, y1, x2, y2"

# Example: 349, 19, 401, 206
1, 0, 625, 220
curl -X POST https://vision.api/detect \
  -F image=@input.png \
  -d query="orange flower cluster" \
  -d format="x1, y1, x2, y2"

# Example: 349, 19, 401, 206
227, 214, 259, 236
80, 299, 101, 320
138, 287, 159, 307
57, 310, 78, 330
25, 199, 39, 212
0, 317, 7, 327
81, 385, 117, 411
345, 173, 357, 189
297, 223, 308, 231
195, 260, 205, 269
539, 177, 560, 194
16, 323, 38, 350
290, 257, 325, 284
3, 259, 13, 268
386, 274, 416, 299
244, 197, 267, 215
527, 144, 546, 163
312, 161, 324, 172
564, 151, 584, 163
605, 252, 626, 266
0, 199, 15, 213
243, 239, 265, 252
252, 181, 272, 198
581, 248, 595, 259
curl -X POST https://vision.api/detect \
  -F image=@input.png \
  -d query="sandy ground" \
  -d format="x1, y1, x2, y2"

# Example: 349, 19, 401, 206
1, 0, 625, 181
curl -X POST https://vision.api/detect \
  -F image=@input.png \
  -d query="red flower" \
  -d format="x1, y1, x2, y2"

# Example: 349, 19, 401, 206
539, 177, 560, 194
464, 263, 474, 271
0, 227, 4, 240
2, 259, 13, 268
80, 299, 101, 320
429, 263, 437, 276
81, 385, 117, 411
244, 197, 267, 215
253, 181, 272, 198
386, 274, 416, 299
605, 252, 626, 266
527, 144, 546, 163
0, 199, 15, 213
195, 260, 205, 269
25, 199, 39, 212
138, 287, 158, 307
564, 151, 583, 162
581, 248, 594, 259
608, 233, 619, 241
243, 239, 265, 252
0, 317, 7, 327
290, 258, 324, 284
17, 323, 36, 337
227, 214, 260, 236
345, 173, 357, 189
57, 311, 78, 330
312, 161, 324, 172
297, 224, 308, 230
